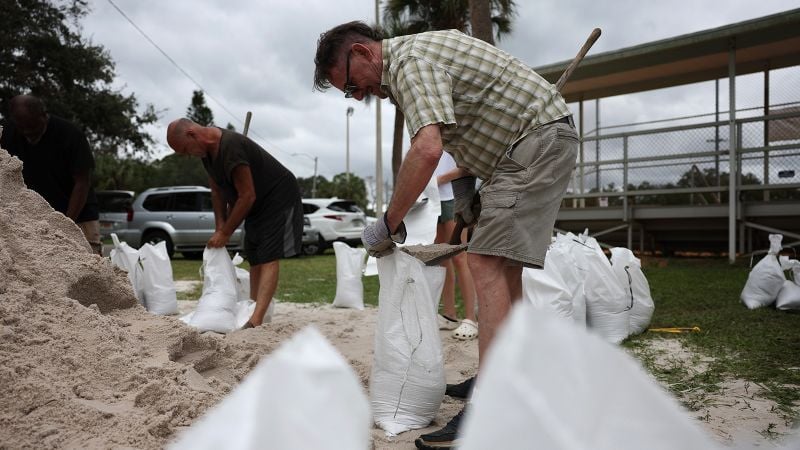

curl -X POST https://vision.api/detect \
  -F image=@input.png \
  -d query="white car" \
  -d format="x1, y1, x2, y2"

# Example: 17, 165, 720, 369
302, 198, 366, 253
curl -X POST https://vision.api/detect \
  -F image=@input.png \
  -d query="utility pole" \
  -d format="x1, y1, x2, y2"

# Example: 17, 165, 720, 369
346, 107, 354, 183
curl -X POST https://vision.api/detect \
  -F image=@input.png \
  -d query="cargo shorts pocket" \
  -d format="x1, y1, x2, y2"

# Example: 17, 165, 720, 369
473, 191, 518, 247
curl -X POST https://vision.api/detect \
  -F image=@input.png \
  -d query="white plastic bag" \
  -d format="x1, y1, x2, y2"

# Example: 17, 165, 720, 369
571, 233, 630, 343
364, 255, 378, 277
109, 233, 144, 305
189, 247, 239, 333
741, 234, 785, 309
402, 178, 441, 246
550, 235, 587, 327
137, 241, 178, 315
170, 326, 371, 450
459, 302, 722, 450
776, 259, 800, 310
610, 247, 654, 335
522, 264, 573, 319
371, 250, 446, 435
332, 242, 367, 310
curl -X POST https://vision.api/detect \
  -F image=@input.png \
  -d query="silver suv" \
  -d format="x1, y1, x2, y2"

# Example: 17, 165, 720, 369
115, 186, 245, 258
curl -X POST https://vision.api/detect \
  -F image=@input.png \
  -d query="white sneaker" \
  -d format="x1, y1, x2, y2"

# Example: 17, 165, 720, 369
438, 314, 460, 330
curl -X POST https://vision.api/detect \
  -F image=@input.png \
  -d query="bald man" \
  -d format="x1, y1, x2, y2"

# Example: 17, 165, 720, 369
1, 95, 100, 255
166, 118, 303, 328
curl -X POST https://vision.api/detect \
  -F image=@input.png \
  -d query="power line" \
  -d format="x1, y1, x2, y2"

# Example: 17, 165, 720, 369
105, 0, 291, 157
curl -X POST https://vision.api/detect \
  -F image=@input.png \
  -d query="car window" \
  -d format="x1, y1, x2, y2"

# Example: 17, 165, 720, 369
303, 203, 320, 214
142, 193, 172, 211
328, 201, 362, 213
172, 192, 200, 212
199, 192, 213, 211
97, 193, 133, 213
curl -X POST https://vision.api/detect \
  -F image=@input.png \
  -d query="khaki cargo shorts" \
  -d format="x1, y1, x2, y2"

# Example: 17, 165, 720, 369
468, 122, 579, 268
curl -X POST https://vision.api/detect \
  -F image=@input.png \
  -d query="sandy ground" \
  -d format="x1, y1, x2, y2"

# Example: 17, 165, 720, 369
0, 146, 796, 449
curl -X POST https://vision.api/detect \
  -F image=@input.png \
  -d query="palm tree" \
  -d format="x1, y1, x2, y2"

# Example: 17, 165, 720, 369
382, 0, 517, 183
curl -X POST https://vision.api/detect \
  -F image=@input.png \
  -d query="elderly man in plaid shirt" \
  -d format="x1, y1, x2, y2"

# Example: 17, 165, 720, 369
314, 21, 578, 449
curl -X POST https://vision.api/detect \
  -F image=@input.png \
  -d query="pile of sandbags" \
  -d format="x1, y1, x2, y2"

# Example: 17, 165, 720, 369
741, 234, 800, 311
522, 231, 654, 344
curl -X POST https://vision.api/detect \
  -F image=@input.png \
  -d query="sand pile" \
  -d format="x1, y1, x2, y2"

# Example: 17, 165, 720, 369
0, 148, 265, 448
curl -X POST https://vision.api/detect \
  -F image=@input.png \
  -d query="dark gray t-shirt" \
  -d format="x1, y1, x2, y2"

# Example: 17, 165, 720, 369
202, 129, 299, 219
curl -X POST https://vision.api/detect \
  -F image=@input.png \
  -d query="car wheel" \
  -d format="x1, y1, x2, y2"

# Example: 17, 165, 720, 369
142, 230, 174, 258
301, 234, 324, 256
182, 251, 203, 260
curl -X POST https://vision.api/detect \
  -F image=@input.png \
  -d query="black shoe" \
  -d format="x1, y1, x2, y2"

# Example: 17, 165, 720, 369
414, 407, 465, 449
445, 376, 475, 399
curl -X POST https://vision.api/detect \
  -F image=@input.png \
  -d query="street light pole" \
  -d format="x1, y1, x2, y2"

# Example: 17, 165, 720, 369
374, 0, 384, 215
292, 152, 318, 198
346, 107, 354, 183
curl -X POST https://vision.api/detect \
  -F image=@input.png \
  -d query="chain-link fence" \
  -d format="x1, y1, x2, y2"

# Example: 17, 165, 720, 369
563, 65, 800, 208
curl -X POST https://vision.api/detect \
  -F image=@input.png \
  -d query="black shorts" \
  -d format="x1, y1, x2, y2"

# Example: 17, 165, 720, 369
244, 197, 303, 265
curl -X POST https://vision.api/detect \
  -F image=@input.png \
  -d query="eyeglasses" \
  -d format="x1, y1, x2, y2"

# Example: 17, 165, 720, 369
343, 50, 358, 98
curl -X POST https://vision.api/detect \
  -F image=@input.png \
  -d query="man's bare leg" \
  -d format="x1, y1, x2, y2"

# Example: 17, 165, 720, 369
469, 253, 515, 366
452, 247, 477, 323
248, 260, 279, 326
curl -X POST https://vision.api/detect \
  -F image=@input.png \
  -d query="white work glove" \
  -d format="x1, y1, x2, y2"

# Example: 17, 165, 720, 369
361, 213, 407, 257
452, 176, 480, 226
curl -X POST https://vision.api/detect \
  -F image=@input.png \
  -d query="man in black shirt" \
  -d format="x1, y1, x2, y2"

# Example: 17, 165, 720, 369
0, 95, 100, 255
166, 118, 303, 328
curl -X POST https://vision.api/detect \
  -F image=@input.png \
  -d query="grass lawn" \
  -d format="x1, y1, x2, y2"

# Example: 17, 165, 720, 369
170, 253, 800, 415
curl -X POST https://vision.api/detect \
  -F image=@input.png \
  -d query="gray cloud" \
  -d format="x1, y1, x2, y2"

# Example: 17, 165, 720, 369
82, 0, 798, 181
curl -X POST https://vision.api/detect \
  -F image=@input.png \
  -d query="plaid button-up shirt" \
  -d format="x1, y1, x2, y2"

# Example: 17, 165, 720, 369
381, 30, 570, 180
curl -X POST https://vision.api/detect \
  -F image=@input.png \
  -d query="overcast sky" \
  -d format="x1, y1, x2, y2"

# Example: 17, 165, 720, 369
80, 0, 800, 182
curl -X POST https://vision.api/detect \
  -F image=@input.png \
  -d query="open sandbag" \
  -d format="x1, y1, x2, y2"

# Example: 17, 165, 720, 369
170, 326, 371, 450
138, 241, 178, 315
188, 247, 238, 333
332, 242, 367, 310
459, 302, 722, 450
570, 233, 630, 343
741, 234, 784, 309
371, 250, 446, 435
610, 247, 654, 335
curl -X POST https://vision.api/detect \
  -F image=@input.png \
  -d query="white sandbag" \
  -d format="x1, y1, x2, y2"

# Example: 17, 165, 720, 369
109, 233, 144, 305
459, 302, 722, 450
610, 247, 654, 335
741, 234, 784, 309
550, 235, 587, 327
570, 233, 630, 343
231, 253, 250, 302
776, 259, 800, 310
402, 178, 441, 246
371, 250, 446, 436
138, 241, 178, 315
189, 247, 238, 333
332, 242, 367, 310
364, 255, 378, 277
170, 326, 371, 450
522, 264, 573, 319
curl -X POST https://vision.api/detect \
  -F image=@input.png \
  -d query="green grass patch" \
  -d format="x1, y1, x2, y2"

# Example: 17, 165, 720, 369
624, 257, 800, 416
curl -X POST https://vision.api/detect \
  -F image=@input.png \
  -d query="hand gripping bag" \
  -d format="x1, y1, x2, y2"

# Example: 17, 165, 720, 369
741, 234, 785, 309
332, 242, 367, 310
189, 247, 238, 333
370, 250, 446, 435
610, 247, 654, 335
